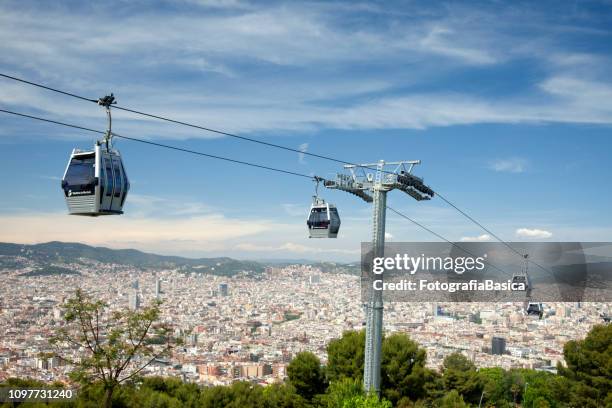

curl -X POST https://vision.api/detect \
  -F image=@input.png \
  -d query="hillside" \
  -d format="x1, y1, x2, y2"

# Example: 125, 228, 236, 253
0, 241, 359, 277
0, 241, 264, 277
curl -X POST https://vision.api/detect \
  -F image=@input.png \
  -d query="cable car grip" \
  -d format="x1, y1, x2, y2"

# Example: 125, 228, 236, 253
97, 93, 116, 149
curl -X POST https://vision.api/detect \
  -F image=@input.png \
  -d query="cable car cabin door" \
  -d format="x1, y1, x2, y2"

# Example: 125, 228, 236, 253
99, 147, 127, 215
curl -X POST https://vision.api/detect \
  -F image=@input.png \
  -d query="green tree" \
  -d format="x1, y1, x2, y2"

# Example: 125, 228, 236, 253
326, 331, 436, 405
508, 370, 525, 405
322, 377, 364, 408
381, 333, 432, 404
519, 369, 569, 408
441, 352, 481, 404
261, 383, 307, 408
341, 394, 392, 408
287, 351, 327, 400
532, 396, 551, 408
326, 331, 365, 382
200, 382, 264, 408
50, 289, 179, 408
438, 390, 468, 408
559, 323, 612, 408
139, 376, 201, 407
478, 367, 512, 407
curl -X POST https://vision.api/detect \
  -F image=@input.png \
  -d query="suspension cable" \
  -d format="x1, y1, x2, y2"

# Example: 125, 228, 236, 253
0, 73, 554, 272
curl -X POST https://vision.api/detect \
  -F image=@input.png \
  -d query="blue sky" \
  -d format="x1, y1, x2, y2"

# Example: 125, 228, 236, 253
1, 0, 611, 261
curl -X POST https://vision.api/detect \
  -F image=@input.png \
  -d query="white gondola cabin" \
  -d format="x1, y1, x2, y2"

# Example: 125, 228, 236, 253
526, 302, 544, 319
61, 142, 129, 216
307, 197, 340, 238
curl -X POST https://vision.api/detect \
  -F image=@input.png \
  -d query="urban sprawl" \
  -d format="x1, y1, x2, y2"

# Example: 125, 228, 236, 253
0, 256, 608, 386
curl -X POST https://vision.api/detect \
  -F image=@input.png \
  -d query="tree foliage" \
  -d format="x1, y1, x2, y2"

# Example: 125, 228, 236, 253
559, 323, 612, 407
341, 394, 392, 408
440, 353, 481, 405
381, 333, 433, 404
50, 289, 180, 408
326, 331, 365, 383
322, 377, 363, 408
286, 352, 327, 400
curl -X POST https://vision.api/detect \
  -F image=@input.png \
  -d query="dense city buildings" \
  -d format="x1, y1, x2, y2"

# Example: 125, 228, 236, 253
0, 252, 609, 386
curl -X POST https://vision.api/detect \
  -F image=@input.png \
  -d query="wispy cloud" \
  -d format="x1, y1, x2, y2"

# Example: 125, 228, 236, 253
2, 1, 612, 139
39, 175, 61, 181
489, 158, 527, 173
126, 194, 214, 217
0, 212, 279, 252
298, 142, 309, 164
419, 25, 497, 65
282, 203, 306, 217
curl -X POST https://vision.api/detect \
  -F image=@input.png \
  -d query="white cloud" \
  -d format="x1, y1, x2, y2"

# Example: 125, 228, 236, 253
2, 2, 612, 137
126, 194, 214, 217
384, 232, 393, 239
460, 234, 491, 242
0, 212, 278, 253
282, 203, 306, 217
39, 175, 61, 181
179, 0, 252, 9
0, 206, 366, 260
419, 25, 497, 65
515, 228, 553, 239
489, 158, 527, 173
298, 143, 309, 164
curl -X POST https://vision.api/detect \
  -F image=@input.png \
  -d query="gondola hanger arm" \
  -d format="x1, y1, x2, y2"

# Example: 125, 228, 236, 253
97, 93, 117, 148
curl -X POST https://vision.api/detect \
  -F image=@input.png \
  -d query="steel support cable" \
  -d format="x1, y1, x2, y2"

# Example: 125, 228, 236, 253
386, 206, 514, 279
0, 108, 312, 179
2, 109, 506, 272
433, 191, 557, 278
1, 73, 451, 184
7, 107, 564, 293
111, 132, 314, 179
0, 73, 558, 276
0, 73, 97, 103
0, 73, 354, 166
0, 109, 104, 135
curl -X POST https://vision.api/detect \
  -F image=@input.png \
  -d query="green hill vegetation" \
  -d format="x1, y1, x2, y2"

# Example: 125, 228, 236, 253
0, 241, 358, 277
20, 265, 80, 277
0, 241, 264, 277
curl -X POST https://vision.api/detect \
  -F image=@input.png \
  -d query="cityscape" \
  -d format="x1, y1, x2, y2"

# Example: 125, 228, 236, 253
0, 242, 608, 386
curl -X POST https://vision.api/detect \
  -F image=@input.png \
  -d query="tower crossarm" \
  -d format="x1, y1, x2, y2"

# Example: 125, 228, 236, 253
323, 175, 373, 203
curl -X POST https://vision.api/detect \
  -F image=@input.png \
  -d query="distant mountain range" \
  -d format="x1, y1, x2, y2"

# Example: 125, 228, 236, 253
0, 241, 359, 276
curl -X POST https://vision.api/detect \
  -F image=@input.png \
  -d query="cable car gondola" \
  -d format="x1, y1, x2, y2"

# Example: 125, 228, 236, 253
60, 94, 129, 216
513, 253, 542, 318
526, 302, 544, 319
307, 197, 341, 238
307, 178, 340, 238
61, 144, 129, 216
